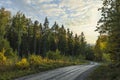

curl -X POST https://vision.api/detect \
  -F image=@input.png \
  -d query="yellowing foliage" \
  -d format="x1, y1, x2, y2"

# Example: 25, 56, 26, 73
0, 51, 7, 65
28, 54, 69, 68
29, 55, 42, 67
16, 58, 29, 69
100, 42, 107, 50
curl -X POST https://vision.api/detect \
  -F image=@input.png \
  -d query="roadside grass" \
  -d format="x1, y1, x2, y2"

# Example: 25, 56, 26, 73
87, 64, 120, 80
0, 62, 74, 80
0, 52, 87, 80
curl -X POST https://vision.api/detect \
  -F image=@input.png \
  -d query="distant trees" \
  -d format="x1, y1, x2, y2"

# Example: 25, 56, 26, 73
96, 0, 120, 63
94, 36, 103, 61
85, 44, 95, 60
0, 7, 94, 60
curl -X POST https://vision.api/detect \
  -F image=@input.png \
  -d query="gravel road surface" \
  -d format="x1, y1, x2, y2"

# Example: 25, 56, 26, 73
15, 63, 98, 80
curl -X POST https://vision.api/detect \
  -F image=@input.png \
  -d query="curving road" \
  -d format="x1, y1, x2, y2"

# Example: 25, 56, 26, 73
15, 63, 98, 80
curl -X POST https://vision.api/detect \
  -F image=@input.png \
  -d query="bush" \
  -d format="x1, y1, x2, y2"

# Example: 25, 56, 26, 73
16, 58, 29, 69
0, 50, 16, 71
29, 55, 42, 67
103, 53, 111, 62
0, 50, 7, 65
46, 49, 61, 60
77, 54, 85, 60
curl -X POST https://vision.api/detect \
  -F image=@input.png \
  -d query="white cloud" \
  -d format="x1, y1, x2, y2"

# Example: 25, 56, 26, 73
0, 0, 102, 44
37, 0, 53, 3
59, 0, 84, 9
58, 0, 102, 44
23, 0, 53, 4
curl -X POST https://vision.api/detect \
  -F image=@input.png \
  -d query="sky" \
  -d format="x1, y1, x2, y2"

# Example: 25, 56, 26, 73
0, 0, 102, 44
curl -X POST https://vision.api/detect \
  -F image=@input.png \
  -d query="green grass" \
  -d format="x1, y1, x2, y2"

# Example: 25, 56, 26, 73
87, 64, 120, 80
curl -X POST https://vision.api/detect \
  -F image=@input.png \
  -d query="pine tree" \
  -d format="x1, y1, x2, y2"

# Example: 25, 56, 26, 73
67, 28, 74, 56
33, 20, 39, 54
11, 12, 28, 57
80, 32, 86, 55
43, 17, 49, 30
42, 17, 50, 55
58, 25, 67, 55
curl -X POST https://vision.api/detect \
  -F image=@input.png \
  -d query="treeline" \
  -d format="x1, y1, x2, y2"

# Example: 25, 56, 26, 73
95, 0, 120, 64
0, 7, 94, 60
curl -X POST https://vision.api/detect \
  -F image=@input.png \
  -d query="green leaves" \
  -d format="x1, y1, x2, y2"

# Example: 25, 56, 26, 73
0, 7, 10, 39
0, 7, 94, 61
96, 0, 120, 63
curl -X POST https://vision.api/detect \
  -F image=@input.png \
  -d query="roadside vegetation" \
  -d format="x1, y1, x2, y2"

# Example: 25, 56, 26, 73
0, 49, 88, 80
87, 64, 120, 80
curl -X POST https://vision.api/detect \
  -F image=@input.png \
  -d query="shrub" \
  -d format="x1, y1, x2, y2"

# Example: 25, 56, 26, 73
0, 50, 7, 65
0, 49, 16, 71
16, 58, 29, 69
103, 53, 111, 62
46, 49, 61, 60
29, 55, 42, 67
78, 54, 85, 60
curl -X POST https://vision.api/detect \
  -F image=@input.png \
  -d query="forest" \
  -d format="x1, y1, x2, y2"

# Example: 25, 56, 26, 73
0, 7, 94, 59
0, 7, 95, 79
0, 0, 120, 79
